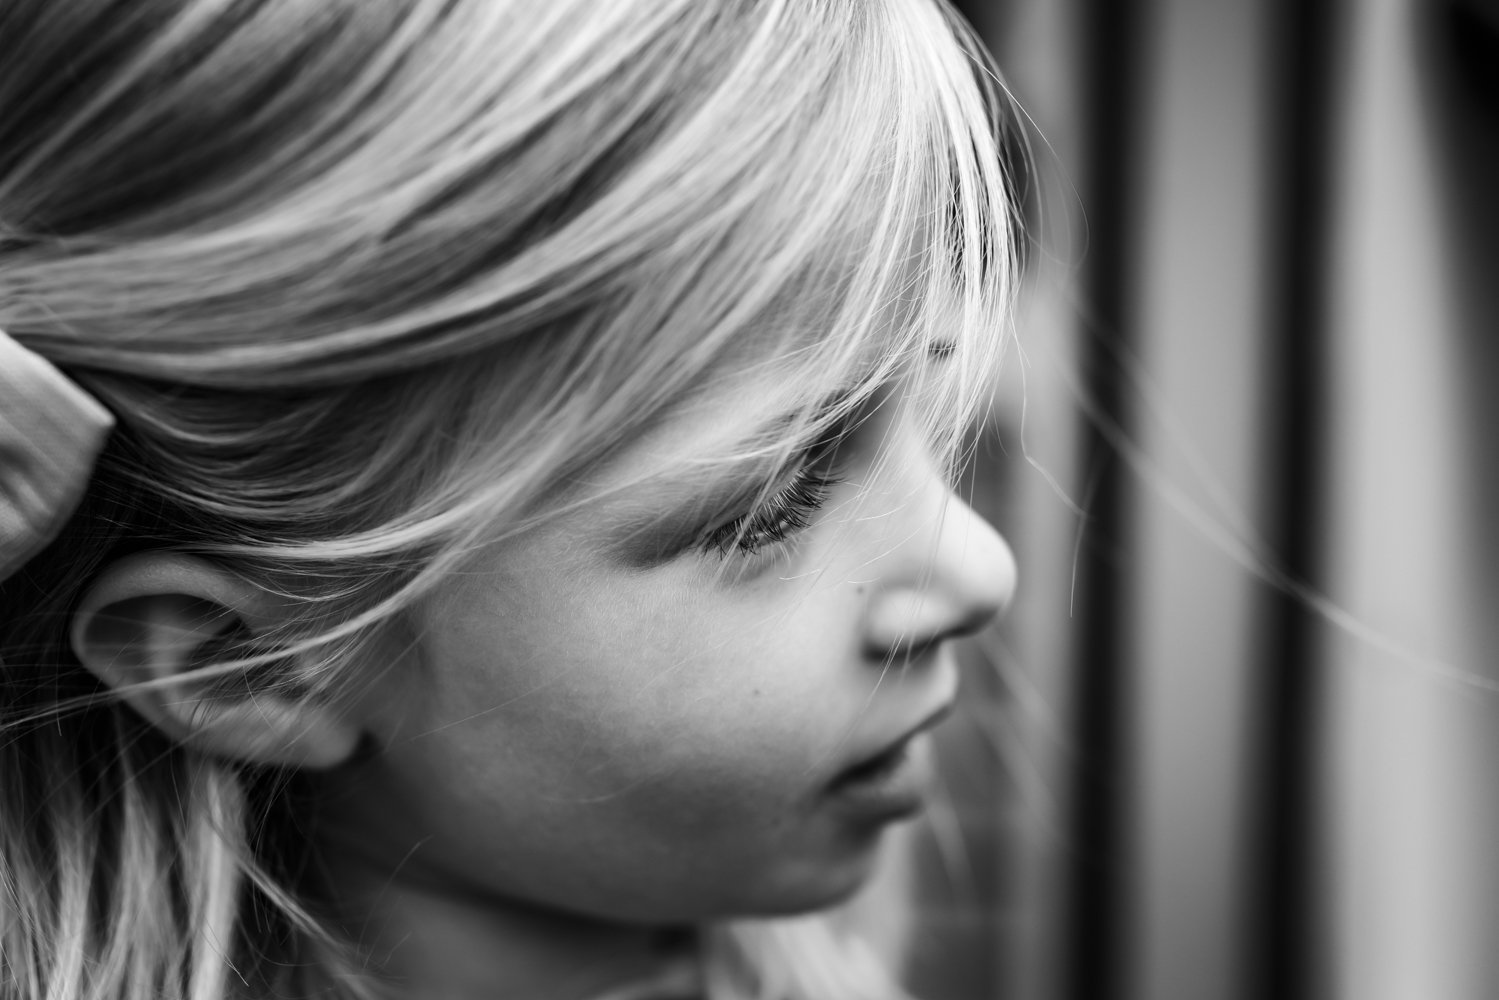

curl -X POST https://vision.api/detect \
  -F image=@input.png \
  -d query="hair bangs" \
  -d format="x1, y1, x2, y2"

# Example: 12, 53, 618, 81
679, 0, 1025, 490
496, 0, 1028, 564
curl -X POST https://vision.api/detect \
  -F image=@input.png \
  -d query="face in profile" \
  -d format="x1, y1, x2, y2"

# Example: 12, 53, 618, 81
315, 363, 1016, 924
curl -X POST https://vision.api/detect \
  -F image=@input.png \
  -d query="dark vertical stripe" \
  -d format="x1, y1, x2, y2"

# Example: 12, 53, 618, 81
1067, 0, 1143, 998
1251, 0, 1342, 997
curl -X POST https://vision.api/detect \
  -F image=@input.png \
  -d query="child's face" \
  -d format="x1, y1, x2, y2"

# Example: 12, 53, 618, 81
323, 374, 1015, 922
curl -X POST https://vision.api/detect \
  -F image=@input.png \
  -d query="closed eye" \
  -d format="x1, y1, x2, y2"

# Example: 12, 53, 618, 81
700, 463, 843, 558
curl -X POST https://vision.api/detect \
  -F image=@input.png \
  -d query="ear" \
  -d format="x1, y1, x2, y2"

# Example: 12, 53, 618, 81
69, 552, 363, 769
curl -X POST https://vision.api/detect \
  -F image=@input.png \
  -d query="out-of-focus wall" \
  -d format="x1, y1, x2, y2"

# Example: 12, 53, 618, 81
1316, 0, 1499, 996
962, 0, 1499, 998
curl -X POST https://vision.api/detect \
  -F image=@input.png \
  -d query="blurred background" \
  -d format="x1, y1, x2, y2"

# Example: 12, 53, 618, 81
875, 0, 1499, 998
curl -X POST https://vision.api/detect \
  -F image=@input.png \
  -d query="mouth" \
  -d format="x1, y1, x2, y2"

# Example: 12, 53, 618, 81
825, 699, 955, 816
836, 699, 953, 779
832, 739, 915, 788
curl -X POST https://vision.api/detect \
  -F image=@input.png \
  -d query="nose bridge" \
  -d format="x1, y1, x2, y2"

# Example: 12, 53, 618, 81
861, 458, 1017, 657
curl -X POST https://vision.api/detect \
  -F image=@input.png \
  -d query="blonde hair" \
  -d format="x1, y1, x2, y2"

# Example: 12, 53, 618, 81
0, 0, 1025, 996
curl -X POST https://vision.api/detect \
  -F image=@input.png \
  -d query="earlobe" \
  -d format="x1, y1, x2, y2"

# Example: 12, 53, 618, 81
70, 552, 363, 770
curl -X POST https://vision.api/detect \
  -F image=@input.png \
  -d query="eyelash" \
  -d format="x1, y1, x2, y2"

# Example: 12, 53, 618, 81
701, 463, 843, 559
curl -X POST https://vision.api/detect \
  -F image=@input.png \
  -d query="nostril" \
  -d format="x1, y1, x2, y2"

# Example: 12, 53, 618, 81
952, 587, 1008, 639
860, 581, 1005, 661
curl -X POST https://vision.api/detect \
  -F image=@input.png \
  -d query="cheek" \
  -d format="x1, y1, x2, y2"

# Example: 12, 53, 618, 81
403, 557, 873, 823
343, 541, 895, 919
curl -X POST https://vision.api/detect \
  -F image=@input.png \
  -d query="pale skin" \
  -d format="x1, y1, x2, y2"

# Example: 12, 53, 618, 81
70, 370, 1015, 999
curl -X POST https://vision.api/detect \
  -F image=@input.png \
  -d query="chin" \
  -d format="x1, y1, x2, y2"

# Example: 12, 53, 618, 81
562, 828, 897, 924
722, 839, 889, 918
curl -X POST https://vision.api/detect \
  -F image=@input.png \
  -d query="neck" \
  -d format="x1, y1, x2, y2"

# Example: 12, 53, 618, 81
316, 847, 698, 1000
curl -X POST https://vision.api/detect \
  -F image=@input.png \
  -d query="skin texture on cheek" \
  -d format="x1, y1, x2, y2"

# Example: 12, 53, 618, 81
474, 554, 851, 790
323, 520, 894, 923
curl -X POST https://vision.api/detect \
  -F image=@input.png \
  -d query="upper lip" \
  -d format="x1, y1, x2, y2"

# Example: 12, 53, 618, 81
840, 696, 956, 775
902, 698, 956, 745
834, 650, 961, 774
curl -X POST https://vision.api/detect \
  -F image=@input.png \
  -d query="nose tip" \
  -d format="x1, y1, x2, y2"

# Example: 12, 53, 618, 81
862, 490, 1017, 658
932, 494, 1017, 636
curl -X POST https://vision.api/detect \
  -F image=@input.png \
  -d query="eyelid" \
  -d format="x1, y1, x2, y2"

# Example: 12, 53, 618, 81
606, 457, 802, 567
605, 408, 868, 568
713, 428, 845, 522
698, 443, 851, 559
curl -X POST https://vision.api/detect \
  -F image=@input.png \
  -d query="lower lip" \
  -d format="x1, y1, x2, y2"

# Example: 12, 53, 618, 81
827, 734, 933, 821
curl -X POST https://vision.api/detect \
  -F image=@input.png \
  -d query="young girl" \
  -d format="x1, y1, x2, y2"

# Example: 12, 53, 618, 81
0, 1, 1024, 997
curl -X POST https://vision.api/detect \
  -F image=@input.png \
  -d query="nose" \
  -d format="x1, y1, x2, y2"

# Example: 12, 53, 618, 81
861, 476, 1017, 660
